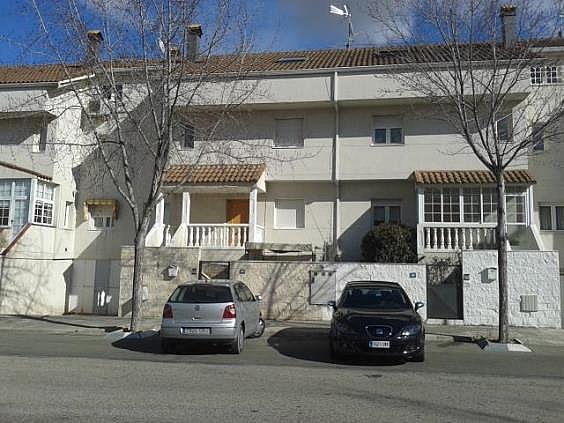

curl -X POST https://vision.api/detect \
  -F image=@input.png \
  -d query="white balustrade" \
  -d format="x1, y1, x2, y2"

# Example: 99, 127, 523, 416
421, 224, 497, 251
186, 224, 249, 248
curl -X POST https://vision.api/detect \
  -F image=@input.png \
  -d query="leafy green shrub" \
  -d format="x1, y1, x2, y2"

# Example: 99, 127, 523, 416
361, 224, 417, 263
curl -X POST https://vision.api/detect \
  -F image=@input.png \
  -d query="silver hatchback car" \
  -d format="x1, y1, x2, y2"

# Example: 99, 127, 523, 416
160, 280, 265, 354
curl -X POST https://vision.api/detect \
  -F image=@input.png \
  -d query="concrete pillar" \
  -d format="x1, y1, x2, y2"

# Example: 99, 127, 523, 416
181, 191, 191, 224
155, 194, 165, 226
248, 187, 258, 242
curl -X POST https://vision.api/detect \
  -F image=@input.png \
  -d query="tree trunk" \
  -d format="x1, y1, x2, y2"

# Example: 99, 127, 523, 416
130, 220, 150, 332
496, 171, 509, 343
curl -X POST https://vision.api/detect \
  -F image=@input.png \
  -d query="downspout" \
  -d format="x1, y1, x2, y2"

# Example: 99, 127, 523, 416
332, 71, 341, 259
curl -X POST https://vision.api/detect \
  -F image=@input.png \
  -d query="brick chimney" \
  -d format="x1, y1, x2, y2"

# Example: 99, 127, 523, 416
500, 5, 517, 47
86, 30, 103, 65
185, 24, 202, 61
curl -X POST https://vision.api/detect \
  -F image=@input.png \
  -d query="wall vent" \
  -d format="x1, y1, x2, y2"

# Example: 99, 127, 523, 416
520, 295, 538, 312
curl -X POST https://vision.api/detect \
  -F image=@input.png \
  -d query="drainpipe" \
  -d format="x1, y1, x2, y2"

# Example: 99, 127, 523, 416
332, 71, 341, 260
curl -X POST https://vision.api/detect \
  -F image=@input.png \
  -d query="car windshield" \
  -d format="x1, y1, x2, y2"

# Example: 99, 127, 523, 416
169, 284, 233, 304
340, 286, 410, 310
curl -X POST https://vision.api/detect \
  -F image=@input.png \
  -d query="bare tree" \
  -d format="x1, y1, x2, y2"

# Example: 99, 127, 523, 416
28, 0, 270, 331
368, 0, 564, 342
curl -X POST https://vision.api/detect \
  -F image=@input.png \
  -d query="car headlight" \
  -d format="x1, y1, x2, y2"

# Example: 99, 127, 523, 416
399, 325, 421, 337
335, 321, 357, 335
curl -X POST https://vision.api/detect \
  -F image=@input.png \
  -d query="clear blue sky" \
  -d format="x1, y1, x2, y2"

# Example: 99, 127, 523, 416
0, 0, 382, 65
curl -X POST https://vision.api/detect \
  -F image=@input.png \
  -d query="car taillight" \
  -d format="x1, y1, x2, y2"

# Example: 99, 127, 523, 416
163, 303, 173, 319
222, 304, 236, 319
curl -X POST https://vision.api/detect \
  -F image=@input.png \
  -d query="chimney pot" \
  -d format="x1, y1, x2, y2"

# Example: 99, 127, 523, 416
86, 30, 103, 65
500, 5, 517, 47
186, 24, 203, 61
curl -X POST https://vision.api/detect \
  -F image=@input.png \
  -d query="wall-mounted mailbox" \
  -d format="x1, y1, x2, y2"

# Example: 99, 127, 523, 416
167, 264, 179, 278
409, 272, 416, 278
481, 267, 497, 283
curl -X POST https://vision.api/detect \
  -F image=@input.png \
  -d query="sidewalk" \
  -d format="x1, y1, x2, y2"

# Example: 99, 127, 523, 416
1, 314, 563, 347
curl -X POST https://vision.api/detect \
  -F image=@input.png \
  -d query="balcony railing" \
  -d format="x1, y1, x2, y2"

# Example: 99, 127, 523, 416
187, 224, 249, 248
419, 223, 497, 252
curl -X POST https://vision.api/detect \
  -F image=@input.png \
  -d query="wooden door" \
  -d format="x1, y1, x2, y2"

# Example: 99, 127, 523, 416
226, 199, 249, 224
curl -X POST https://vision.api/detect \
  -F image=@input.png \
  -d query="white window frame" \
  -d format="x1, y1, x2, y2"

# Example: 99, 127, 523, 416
0, 180, 11, 228
88, 205, 114, 231
180, 123, 195, 149
274, 199, 305, 229
495, 114, 512, 143
372, 115, 404, 146
372, 200, 403, 225
530, 65, 561, 85
273, 118, 304, 149
33, 181, 55, 226
423, 185, 528, 225
538, 204, 564, 231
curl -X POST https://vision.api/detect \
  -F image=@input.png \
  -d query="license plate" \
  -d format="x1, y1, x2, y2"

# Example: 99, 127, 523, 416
369, 340, 390, 349
181, 328, 210, 335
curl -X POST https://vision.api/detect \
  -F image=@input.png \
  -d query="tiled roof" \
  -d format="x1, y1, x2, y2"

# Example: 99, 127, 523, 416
413, 169, 535, 185
163, 163, 265, 185
1, 38, 561, 85
0, 64, 85, 85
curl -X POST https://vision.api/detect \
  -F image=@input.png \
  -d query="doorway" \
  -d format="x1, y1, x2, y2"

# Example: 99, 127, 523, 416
226, 199, 249, 224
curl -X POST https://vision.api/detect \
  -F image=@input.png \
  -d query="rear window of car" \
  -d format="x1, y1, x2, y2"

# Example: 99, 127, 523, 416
340, 286, 410, 310
169, 284, 233, 304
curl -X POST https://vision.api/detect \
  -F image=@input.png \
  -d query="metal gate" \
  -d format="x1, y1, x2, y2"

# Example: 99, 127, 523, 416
199, 261, 230, 280
426, 263, 463, 319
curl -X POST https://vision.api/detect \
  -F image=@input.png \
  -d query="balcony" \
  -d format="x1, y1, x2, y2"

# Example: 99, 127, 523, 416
418, 223, 497, 252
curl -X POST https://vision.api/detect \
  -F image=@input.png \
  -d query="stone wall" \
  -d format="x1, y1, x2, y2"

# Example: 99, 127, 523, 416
230, 261, 427, 321
461, 251, 561, 328
119, 246, 200, 317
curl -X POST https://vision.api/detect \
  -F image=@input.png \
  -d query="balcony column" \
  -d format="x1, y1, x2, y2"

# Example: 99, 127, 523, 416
155, 194, 165, 226
181, 191, 191, 224
248, 186, 258, 242
171, 191, 191, 247
416, 186, 425, 255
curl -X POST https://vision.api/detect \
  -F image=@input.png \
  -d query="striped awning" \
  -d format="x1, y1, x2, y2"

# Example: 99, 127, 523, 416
83, 199, 119, 220
412, 170, 535, 185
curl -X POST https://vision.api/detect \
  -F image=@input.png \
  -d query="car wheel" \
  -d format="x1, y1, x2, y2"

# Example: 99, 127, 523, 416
230, 326, 245, 354
161, 338, 175, 354
410, 349, 425, 362
329, 338, 342, 361
250, 318, 265, 338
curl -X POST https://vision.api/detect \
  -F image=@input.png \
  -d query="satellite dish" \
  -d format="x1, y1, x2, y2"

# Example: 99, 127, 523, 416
329, 4, 351, 18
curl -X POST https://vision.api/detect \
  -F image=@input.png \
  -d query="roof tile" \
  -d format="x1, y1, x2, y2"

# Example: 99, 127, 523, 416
163, 163, 265, 185
413, 170, 536, 185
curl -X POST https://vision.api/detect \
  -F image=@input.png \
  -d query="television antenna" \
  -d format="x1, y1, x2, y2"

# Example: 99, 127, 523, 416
329, 4, 354, 49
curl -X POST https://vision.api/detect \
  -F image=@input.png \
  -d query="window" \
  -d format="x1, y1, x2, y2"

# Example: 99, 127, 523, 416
539, 205, 564, 230
182, 124, 195, 149
274, 118, 304, 148
64, 201, 75, 229
372, 116, 404, 145
532, 125, 544, 152
372, 201, 401, 225
530, 65, 561, 85
0, 181, 10, 226
101, 84, 123, 101
424, 186, 526, 225
463, 188, 481, 223
496, 115, 511, 142
34, 181, 54, 225
505, 187, 526, 224
89, 205, 113, 230
274, 199, 305, 229
539, 206, 552, 230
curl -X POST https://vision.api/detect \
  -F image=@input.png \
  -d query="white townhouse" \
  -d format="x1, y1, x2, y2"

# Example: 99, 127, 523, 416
0, 31, 562, 320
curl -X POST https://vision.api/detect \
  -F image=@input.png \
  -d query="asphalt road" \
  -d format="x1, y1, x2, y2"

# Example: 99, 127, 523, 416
0, 327, 563, 423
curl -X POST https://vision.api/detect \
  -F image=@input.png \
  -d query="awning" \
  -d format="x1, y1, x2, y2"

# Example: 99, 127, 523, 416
164, 163, 266, 185
83, 199, 119, 220
412, 170, 536, 185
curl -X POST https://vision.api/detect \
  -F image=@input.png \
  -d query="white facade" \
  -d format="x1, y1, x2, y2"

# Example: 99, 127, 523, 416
0, 42, 562, 322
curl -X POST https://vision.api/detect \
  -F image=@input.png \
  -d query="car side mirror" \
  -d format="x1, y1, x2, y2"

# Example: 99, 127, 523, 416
414, 301, 425, 312
255, 294, 262, 302
327, 300, 337, 311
